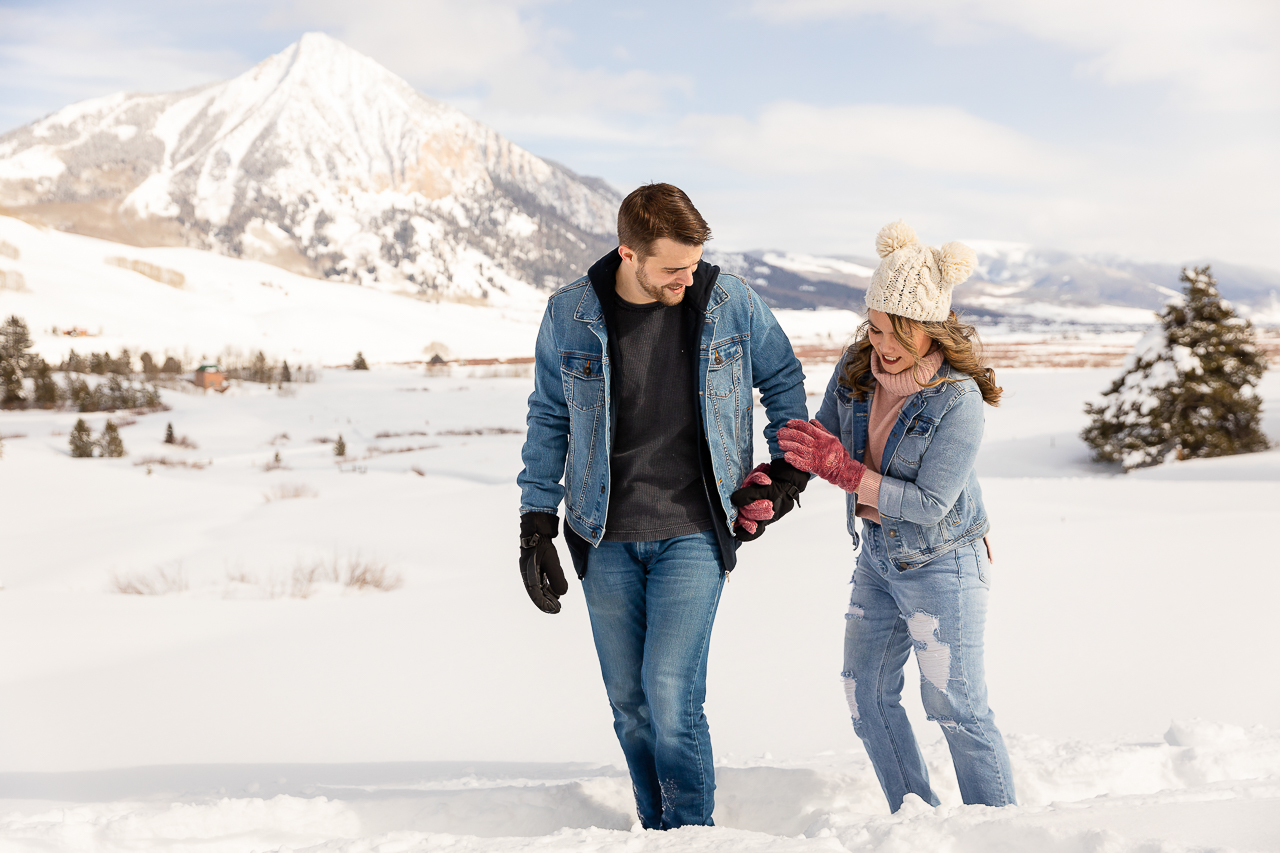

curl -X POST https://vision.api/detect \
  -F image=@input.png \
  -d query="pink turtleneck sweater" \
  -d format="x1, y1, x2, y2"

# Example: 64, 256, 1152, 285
855, 348, 945, 524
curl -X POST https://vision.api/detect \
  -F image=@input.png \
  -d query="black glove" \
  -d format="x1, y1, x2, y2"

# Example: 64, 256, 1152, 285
519, 512, 568, 614
729, 458, 808, 542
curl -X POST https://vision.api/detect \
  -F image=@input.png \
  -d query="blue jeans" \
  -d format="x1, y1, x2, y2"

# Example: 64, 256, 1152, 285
580, 529, 725, 829
843, 521, 1016, 811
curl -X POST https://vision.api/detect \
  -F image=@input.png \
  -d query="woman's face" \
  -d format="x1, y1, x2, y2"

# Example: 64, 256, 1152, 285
867, 308, 931, 375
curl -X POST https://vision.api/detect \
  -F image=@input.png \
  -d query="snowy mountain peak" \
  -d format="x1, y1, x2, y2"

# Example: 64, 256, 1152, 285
0, 35, 620, 301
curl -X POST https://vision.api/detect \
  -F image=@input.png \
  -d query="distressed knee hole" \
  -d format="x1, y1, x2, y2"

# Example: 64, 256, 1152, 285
841, 672, 860, 721
846, 602, 865, 621
906, 611, 951, 693
930, 715, 961, 732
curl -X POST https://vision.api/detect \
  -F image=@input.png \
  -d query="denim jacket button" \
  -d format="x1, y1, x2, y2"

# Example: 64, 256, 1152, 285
887, 530, 897, 537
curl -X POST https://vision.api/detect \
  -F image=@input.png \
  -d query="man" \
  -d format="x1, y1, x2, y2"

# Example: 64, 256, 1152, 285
516, 183, 808, 829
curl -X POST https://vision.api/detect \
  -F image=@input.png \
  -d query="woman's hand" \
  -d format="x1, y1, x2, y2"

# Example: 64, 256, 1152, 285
778, 419, 866, 494
731, 463, 775, 539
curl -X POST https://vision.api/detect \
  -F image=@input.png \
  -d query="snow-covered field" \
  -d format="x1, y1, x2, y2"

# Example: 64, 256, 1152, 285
2, 358, 1279, 852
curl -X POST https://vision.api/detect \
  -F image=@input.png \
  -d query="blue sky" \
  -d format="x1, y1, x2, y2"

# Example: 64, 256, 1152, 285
2, 0, 1277, 269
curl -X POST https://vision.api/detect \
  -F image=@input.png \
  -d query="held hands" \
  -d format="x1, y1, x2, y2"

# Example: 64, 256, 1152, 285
730, 459, 809, 542
519, 512, 568, 614
778, 419, 866, 494
731, 463, 775, 540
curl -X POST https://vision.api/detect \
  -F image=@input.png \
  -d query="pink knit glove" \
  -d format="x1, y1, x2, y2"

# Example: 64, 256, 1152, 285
732, 463, 775, 535
778, 419, 865, 493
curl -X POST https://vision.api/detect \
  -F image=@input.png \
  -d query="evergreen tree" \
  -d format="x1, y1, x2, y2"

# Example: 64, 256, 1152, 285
334, 434, 347, 457
352, 352, 369, 370
161, 355, 182, 374
140, 352, 158, 377
1, 315, 32, 408
114, 348, 133, 376
100, 420, 126, 457
250, 350, 269, 382
31, 358, 60, 408
1083, 265, 1269, 470
64, 374, 92, 410
69, 418, 95, 457
164, 422, 176, 444
281, 360, 292, 383
0, 358, 24, 408
64, 350, 86, 374
0, 315, 32, 366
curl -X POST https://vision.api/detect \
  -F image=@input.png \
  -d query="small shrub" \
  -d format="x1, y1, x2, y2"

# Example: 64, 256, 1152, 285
133, 455, 208, 470
352, 352, 369, 370
111, 565, 188, 595
263, 482, 317, 501
334, 434, 346, 457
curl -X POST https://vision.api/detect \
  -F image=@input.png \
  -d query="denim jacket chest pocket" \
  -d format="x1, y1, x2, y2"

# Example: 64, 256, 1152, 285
891, 412, 940, 468
562, 353, 605, 410
706, 339, 743, 398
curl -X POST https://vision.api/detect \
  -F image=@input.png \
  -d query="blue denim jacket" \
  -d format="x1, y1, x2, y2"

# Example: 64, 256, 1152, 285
518, 270, 808, 550
813, 356, 989, 570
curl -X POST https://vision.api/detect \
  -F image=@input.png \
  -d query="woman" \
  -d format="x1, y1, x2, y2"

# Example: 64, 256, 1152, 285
779, 221, 1015, 811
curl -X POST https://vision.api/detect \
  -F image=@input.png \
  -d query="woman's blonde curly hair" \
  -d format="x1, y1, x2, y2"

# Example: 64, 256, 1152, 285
840, 310, 1002, 406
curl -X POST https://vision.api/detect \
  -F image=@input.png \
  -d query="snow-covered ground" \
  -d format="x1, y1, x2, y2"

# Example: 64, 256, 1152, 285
1, 359, 1278, 852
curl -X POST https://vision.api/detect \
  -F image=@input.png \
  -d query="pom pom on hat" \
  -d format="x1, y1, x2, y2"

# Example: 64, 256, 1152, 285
936, 241, 977, 287
866, 222, 971, 323
876, 220, 917, 259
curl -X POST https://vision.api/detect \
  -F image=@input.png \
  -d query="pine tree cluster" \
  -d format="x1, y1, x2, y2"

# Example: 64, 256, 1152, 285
211, 348, 309, 384
1083, 266, 1269, 470
69, 418, 126, 457
0, 315, 166, 412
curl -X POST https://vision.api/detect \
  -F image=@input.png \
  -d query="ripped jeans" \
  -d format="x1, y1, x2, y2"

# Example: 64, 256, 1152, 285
842, 520, 1016, 811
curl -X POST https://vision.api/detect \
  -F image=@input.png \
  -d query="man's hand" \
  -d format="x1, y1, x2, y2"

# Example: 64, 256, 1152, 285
779, 419, 865, 493
519, 512, 568, 613
729, 459, 809, 542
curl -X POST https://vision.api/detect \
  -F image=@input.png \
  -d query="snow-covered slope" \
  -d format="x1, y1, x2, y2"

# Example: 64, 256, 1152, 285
0, 33, 619, 300
1, 366, 1278, 852
0, 214, 549, 365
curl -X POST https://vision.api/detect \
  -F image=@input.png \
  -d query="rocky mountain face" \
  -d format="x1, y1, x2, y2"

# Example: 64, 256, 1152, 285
0, 33, 619, 302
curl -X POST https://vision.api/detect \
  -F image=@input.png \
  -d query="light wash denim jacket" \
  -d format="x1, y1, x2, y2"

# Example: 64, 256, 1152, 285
517, 270, 807, 549
813, 356, 989, 570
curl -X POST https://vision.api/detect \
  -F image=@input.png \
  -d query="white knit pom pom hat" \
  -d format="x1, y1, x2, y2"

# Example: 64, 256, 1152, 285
865, 220, 977, 322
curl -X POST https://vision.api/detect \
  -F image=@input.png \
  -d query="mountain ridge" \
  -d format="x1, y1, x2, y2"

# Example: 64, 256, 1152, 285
0, 33, 619, 302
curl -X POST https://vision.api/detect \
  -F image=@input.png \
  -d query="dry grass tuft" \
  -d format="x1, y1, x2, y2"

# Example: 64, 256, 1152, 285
289, 553, 403, 597
436, 426, 521, 436
263, 482, 317, 502
134, 455, 208, 469
111, 565, 188, 595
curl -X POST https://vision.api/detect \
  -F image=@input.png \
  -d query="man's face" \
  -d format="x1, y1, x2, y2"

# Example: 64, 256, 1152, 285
627, 238, 703, 306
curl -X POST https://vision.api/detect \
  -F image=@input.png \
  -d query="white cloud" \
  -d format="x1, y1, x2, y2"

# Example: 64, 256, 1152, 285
272, 0, 690, 129
683, 102, 1079, 182
0, 8, 247, 103
750, 0, 1280, 112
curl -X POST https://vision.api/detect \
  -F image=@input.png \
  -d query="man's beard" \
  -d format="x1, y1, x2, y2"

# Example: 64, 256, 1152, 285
636, 263, 686, 307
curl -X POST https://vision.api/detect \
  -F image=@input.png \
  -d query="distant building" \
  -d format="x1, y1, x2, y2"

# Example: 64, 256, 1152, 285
194, 364, 229, 391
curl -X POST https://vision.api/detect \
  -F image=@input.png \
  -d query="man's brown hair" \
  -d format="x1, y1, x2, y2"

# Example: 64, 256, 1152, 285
617, 183, 712, 259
